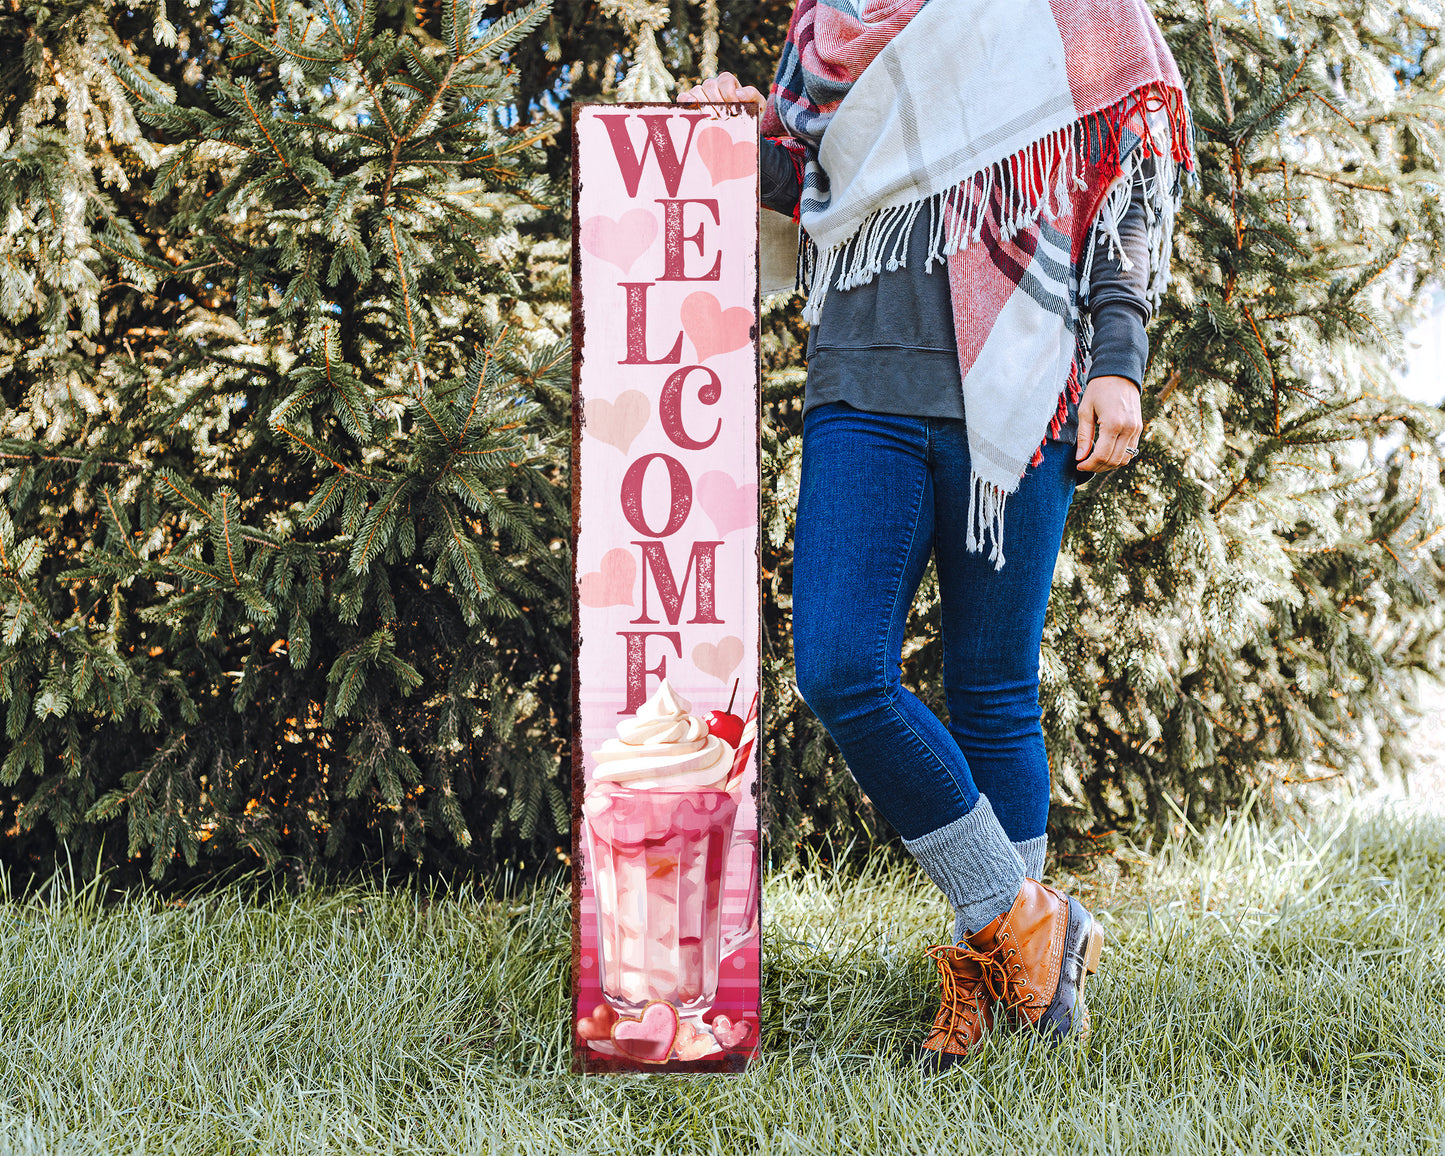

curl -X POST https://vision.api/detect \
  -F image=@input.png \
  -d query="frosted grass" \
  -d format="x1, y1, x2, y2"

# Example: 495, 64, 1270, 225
1, 797, 1441, 1155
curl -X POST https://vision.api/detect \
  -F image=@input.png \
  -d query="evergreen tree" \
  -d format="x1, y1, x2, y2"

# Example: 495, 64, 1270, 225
549, 0, 1445, 869
501, 0, 794, 173
1036, 0, 1445, 865
0, 0, 574, 884
4, 0, 1443, 887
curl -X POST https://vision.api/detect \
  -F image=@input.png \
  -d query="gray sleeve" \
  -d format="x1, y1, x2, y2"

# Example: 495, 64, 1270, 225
1084, 151, 1155, 389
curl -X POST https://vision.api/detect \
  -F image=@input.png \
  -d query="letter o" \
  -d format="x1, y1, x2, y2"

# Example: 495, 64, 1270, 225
620, 453, 692, 537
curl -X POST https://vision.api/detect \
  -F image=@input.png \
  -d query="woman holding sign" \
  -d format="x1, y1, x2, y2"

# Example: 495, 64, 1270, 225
679, 0, 1195, 1070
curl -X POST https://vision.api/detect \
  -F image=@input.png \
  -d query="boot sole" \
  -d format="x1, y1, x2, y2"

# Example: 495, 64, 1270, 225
1084, 917, 1104, 974
1076, 915, 1103, 1041
918, 1046, 965, 1074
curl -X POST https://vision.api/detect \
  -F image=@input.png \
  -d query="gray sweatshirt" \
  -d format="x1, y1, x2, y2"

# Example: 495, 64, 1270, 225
759, 139, 1154, 445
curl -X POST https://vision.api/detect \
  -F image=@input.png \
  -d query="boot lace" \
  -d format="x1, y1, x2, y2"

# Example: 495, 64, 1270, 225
923, 944, 999, 1041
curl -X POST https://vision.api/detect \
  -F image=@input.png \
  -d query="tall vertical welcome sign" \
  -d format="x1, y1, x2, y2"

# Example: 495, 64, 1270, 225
570, 104, 761, 1074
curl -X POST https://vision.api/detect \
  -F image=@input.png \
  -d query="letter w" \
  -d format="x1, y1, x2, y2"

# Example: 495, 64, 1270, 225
597, 114, 708, 198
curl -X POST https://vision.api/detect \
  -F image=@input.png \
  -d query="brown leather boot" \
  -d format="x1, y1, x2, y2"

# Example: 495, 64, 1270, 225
917, 943, 997, 1071
965, 878, 1104, 1044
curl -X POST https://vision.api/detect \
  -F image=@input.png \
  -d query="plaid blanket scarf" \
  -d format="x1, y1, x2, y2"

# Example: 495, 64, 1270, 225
758, 0, 1198, 570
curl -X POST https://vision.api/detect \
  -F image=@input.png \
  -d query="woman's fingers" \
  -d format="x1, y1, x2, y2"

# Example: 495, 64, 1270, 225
676, 71, 766, 117
686, 76, 748, 115
731, 83, 767, 114
676, 80, 725, 115
1077, 426, 1123, 471
1074, 377, 1142, 472
709, 72, 760, 110
1089, 422, 1139, 470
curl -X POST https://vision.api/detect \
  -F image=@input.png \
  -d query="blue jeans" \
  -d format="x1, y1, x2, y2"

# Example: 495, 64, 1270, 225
791, 402, 1078, 842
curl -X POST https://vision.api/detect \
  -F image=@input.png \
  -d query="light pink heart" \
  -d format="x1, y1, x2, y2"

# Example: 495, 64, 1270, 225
710, 1014, 751, 1049
584, 390, 649, 453
681, 292, 754, 363
673, 1020, 719, 1060
697, 471, 757, 538
697, 126, 756, 185
579, 548, 636, 608
611, 1000, 678, 1064
580, 209, 658, 274
693, 636, 744, 684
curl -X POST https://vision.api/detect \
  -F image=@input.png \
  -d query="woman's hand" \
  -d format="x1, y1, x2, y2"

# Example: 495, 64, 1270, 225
676, 71, 767, 118
1074, 375, 1142, 473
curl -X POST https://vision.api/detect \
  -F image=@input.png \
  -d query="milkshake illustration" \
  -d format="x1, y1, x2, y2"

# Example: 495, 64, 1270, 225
583, 679, 758, 1022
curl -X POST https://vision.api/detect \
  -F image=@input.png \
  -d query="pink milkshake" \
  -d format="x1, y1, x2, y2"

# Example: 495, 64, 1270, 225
584, 680, 756, 1014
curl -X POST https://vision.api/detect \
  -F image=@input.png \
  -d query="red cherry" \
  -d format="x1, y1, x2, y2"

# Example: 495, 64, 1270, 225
705, 710, 744, 748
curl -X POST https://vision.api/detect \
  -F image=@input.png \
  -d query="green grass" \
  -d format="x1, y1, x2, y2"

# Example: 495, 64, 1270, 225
2, 797, 1442, 1155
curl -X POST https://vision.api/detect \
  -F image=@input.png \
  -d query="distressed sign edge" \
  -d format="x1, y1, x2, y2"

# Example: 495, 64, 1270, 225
568, 100, 764, 1076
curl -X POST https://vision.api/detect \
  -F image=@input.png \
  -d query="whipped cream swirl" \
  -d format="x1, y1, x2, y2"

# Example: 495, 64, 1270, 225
591, 679, 734, 790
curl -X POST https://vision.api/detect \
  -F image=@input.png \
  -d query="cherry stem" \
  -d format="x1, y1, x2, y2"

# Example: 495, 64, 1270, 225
725, 679, 739, 715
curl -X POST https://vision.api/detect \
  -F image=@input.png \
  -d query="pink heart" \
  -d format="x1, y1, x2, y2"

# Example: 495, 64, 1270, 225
697, 471, 757, 538
710, 1014, 751, 1049
693, 636, 743, 683
580, 209, 658, 274
611, 1000, 678, 1064
579, 549, 636, 608
681, 292, 754, 362
697, 126, 756, 185
585, 390, 649, 453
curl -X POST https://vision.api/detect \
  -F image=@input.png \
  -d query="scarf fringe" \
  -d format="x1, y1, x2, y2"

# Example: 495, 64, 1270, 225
1077, 120, 1190, 317
1028, 89, 1198, 473
800, 80, 1195, 328
967, 468, 1009, 571
800, 117, 1089, 326
1028, 357, 1086, 469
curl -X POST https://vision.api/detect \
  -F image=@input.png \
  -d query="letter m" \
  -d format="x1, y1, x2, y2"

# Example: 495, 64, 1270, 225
631, 540, 724, 625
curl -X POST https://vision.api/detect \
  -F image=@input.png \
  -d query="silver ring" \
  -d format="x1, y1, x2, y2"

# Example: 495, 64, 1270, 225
1124, 446, 1138, 457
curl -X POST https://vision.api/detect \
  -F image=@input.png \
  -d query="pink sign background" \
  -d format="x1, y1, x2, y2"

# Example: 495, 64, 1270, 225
570, 104, 761, 1073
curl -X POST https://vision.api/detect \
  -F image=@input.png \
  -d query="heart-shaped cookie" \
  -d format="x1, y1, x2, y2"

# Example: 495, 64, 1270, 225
611, 1000, 679, 1064
576, 1002, 618, 1042
710, 1014, 751, 1049
672, 1019, 720, 1061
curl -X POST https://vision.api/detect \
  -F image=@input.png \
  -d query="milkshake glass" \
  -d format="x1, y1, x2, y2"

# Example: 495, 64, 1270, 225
584, 680, 758, 1014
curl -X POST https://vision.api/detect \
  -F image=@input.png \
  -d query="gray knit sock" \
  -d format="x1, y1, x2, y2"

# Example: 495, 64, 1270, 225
902, 794, 1026, 945
1013, 834, 1047, 881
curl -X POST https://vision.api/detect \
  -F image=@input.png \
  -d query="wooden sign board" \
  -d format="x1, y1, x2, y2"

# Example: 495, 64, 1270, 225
569, 103, 762, 1074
